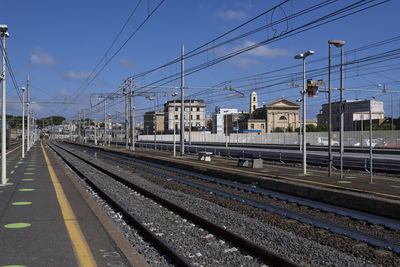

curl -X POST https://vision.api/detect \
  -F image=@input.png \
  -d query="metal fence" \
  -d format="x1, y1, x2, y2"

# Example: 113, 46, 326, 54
138, 130, 400, 147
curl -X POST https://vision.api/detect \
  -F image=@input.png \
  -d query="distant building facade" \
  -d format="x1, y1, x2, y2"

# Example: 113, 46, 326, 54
164, 99, 206, 132
252, 96, 301, 133
144, 111, 165, 135
317, 100, 384, 131
212, 107, 238, 134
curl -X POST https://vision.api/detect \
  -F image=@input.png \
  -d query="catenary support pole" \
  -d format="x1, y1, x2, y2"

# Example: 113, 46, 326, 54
124, 88, 129, 149
328, 43, 332, 176
340, 47, 344, 180
130, 80, 135, 151
180, 45, 185, 156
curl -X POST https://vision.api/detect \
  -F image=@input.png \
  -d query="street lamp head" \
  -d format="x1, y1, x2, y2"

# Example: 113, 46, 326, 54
0, 25, 8, 33
294, 54, 304, 59
172, 92, 178, 97
304, 50, 315, 57
328, 40, 345, 47
21, 87, 25, 92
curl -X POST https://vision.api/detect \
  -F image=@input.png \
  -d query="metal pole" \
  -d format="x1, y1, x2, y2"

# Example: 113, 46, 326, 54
94, 120, 97, 145
124, 88, 129, 149
180, 45, 185, 156
340, 47, 344, 180
104, 98, 106, 146
391, 92, 394, 140
153, 98, 156, 149
302, 57, 307, 175
78, 111, 81, 142
328, 43, 332, 176
27, 74, 30, 152
369, 101, 373, 184
1, 32, 6, 184
189, 96, 191, 146
130, 81, 135, 151
225, 111, 228, 148
173, 96, 176, 157
22, 87, 25, 158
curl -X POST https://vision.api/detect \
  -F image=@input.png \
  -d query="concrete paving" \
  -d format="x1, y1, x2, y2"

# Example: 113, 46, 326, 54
0, 142, 146, 266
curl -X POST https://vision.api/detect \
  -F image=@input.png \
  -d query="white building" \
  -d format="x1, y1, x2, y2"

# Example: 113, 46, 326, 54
212, 107, 238, 134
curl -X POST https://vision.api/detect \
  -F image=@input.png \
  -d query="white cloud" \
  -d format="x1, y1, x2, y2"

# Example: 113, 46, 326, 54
29, 47, 55, 65
63, 71, 92, 81
118, 58, 135, 67
215, 9, 247, 20
239, 40, 290, 57
217, 40, 290, 68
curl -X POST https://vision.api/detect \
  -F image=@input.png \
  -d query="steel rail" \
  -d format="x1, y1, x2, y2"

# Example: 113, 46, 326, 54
52, 141, 298, 267
47, 142, 192, 267
66, 142, 400, 254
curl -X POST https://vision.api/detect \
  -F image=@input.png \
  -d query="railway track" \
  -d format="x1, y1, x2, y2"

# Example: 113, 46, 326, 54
136, 142, 400, 174
48, 141, 296, 266
58, 141, 400, 266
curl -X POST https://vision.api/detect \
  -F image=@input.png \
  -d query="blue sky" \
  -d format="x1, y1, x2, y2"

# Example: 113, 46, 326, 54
2, 0, 400, 123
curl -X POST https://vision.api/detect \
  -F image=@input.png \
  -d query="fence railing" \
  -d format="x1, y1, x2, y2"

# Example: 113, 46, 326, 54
137, 130, 400, 147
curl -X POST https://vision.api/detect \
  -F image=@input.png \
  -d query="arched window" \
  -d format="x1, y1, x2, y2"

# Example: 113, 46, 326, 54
253, 105, 256, 110
279, 115, 287, 120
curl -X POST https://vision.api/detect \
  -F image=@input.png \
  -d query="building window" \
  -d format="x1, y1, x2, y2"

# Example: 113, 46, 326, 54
175, 115, 178, 119
175, 107, 178, 112
253, 105, 256, 110
261, 124, 264, 129
279, 116, 287, 120
250, 124, 254, 129
196, 115, 200, 120
253, 97, 256, 101
197, 107, 200, 111
190, 115, 193, 120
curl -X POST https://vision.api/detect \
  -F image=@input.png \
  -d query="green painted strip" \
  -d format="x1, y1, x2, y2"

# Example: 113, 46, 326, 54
10, 170, 14, 174
344, 176, 357, 179
6, 178, 9, 183
18, 189, 35, 192
2, 265, 27, 267
14, 165, 18, 168
24, 173, 34, 175
4, 223, 31, 229
22, 178, 34, 181
12, 202, 32, 205
297, 173, 311, 176
26, 168, 35, 170
338, 181, 352, 184
390, 185, 400, 189
260, 170, 269, 173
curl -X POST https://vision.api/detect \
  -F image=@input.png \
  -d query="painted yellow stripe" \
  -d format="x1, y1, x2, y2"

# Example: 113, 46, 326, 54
41, 142, 97, 267
135, 150, 400, 200
0, 145, 22, 158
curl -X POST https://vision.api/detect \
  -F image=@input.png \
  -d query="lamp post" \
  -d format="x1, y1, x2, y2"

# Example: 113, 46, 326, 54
22, 87, 25, 158
294, 50, 315, 175
172, 92, 178, 157
328, 40, 345, 177
0, 25, 9, 185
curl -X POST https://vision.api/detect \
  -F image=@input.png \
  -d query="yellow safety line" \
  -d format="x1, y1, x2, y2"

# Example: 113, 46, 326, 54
0, 145, 21, 158
136, 151, 400, 200
41, 142, 97, 267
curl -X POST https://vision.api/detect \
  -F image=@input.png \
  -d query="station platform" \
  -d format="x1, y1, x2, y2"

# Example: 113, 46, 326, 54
72, 142, 400, 220
0, 142, 148, 267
